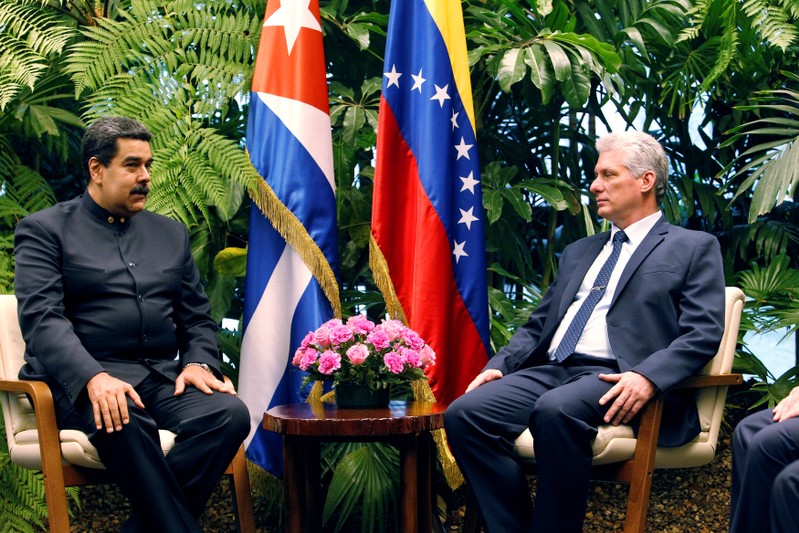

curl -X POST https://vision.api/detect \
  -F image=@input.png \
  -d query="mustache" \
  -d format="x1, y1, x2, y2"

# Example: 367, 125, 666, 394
130, 185, 150, 195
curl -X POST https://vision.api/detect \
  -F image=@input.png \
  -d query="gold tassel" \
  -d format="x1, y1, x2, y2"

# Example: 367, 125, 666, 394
412, 379, 464, 489
368, 235, 408, 322
244, 156, 342, 318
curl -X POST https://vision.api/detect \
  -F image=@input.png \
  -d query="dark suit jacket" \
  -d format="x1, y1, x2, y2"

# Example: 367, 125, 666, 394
14, 194, 221, 407
485, 216, 725, 446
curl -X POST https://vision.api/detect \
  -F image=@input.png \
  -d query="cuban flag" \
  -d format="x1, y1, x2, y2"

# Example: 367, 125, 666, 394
370, 0, 490, 406
239, 0, 339, 476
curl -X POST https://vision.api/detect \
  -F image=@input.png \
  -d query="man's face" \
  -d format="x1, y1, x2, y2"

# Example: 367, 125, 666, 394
88, 138, 153, 218
590, 149, 652, 229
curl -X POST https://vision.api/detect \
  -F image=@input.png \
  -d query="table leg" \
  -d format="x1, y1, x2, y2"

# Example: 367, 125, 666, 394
418, 431, 434, 533
284, 435, 304, 533
304, 439, 321, 532
399, 434, 419, 533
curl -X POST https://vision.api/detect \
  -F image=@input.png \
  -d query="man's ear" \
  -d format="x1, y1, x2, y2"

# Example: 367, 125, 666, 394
639, 170, 656, 194
88, 157, 104, 185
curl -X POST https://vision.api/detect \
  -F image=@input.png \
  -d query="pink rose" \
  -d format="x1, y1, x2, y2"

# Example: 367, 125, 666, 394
299, 348, 319, 371
419, 345, 436, 367
323, 318, 343, 328
379, 319, 405, 341
367, 330, 391, 351
330, 324, 354, 345
383, 351, 404, 374
346, 343, 370, 365
346, 315, 375, 335
314, 324, 332, 348
401, 329, 425, 350
317, 350, 341, 375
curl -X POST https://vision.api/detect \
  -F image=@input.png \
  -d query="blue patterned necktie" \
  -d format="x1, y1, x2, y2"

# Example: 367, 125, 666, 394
552, 230, 628, 363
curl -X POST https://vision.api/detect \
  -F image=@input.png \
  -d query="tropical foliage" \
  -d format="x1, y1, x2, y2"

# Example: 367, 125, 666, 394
2, 0, 799, 531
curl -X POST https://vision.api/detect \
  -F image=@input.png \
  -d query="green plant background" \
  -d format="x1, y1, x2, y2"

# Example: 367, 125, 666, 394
1, 0, 798, 531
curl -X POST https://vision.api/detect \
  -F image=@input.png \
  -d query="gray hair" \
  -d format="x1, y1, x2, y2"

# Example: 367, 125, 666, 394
81, 116, 152, 180
596, 131, 668, 204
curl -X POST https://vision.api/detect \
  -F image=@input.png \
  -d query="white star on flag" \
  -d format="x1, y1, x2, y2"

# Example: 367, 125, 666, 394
453, 240, 468, 263
384, 64, 402, 88
430, 84, 451, 107
460, 171, 479, 193
458, 207, 479, 230
451, 110, 460, 131
455, 137, 473, 160
264, 0, 321, 55
411, 69, 426, 93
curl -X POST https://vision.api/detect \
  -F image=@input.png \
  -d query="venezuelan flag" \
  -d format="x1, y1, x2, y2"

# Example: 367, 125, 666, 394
371, 0, 490, 407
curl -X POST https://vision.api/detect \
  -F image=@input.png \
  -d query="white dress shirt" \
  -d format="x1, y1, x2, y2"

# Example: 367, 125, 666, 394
547, 211, 662, 361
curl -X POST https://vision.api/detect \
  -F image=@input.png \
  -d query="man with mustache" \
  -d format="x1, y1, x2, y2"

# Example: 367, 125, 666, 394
14, 116, 250, 532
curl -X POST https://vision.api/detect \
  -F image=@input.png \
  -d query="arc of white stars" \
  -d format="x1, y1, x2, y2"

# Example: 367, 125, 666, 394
411, 69, 426, 93
430, 84, 451, 107
453, 240, 468, 263
458, 207, 479, 230
451, 111, 460, 131
384, 64, 401, 88
460, 171, 479, 194
264, 0, 321, 55
455, 137, 473, 160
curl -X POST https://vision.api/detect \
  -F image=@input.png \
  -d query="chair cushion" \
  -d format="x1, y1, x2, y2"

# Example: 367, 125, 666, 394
10, 428, 178, 470
513, 424, 636, 465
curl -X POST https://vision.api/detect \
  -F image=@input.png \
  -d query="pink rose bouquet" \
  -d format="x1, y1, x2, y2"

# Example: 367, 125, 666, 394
292, 316, 436, 391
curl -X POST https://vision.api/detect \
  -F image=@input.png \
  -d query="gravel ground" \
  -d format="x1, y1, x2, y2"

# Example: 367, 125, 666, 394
68, 394, 755, 532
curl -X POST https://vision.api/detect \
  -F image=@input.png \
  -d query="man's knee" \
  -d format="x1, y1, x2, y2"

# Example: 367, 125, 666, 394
213, 394, 250, 441
444, 396, 471, 438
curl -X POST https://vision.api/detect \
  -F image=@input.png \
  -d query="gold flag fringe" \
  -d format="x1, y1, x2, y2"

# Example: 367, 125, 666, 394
411, 380, 464, 490
245, 162, 341, 318
368, 235, 407, 323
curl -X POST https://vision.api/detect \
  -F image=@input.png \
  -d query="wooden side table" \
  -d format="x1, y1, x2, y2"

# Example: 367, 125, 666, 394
263, 401, 446, 533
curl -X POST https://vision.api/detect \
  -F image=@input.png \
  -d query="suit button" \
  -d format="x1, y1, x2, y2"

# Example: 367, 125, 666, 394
137, 294, 144, 302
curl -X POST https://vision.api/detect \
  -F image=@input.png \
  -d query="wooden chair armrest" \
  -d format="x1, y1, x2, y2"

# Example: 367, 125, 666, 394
674, 374, 743, 390
0, 378, 67, 482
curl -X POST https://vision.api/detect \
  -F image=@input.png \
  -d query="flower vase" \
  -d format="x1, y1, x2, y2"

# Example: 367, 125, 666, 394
335, 382, 390, 408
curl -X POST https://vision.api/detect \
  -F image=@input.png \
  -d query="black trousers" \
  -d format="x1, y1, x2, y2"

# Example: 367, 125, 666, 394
444, 357, 620, 533
57, 372, 250, 532
731, 408, 799, 533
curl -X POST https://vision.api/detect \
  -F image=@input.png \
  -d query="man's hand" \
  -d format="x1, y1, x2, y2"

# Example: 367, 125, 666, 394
773, 386, 799, 422
598, 372, 656, 425
174, 364, 237, 397
465, 369, 503, 393
86, 372, 145, 433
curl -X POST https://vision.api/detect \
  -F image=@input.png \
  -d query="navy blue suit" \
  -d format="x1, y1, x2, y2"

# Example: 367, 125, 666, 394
731, 408, 799, 533
445, 216, 725, 532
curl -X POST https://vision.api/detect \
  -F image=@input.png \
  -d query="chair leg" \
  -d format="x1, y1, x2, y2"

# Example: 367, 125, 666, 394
229, 445, 256, 533
42, 467, 72, 533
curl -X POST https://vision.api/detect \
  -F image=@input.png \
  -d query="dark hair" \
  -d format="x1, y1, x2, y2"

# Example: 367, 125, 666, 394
81, 117, 152, 179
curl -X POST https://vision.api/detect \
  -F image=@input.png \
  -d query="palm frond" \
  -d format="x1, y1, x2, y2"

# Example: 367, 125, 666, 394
722, 83, 799, 222
322, 442, 399, 533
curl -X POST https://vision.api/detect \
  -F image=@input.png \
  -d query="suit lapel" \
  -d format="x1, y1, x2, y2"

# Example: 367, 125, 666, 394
611, 216, 669, 307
